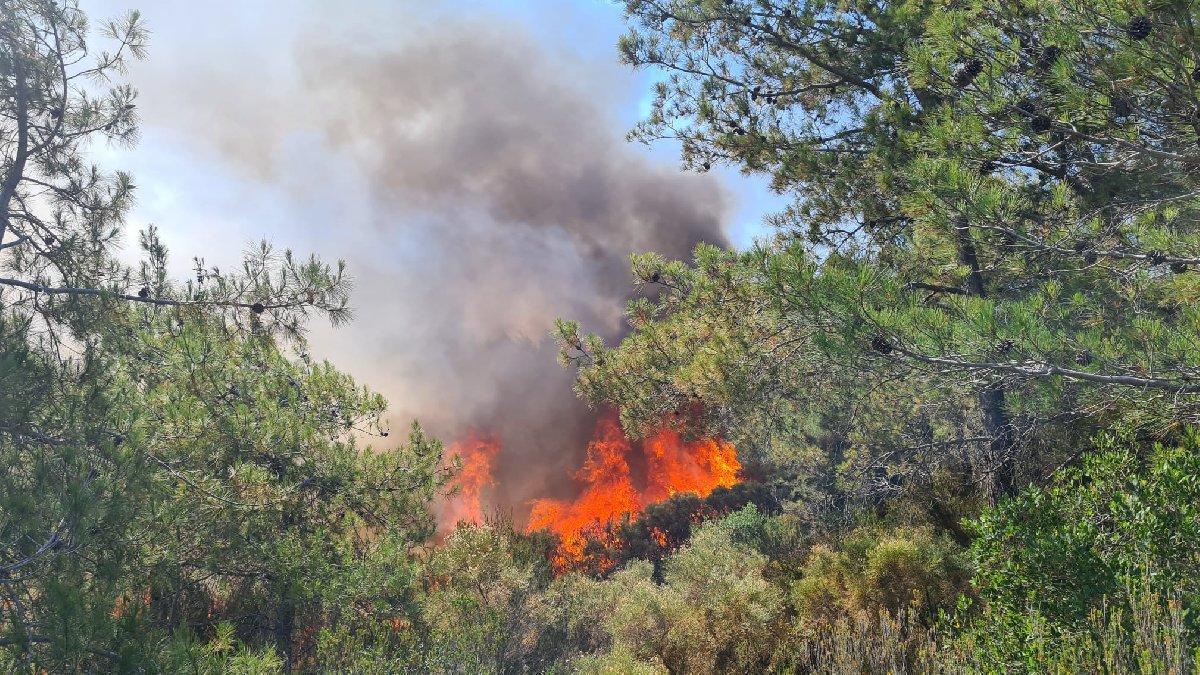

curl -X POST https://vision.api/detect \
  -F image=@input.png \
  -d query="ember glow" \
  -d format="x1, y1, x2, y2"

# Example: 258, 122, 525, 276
438, 433, 502, 528
525, 412, 740, 567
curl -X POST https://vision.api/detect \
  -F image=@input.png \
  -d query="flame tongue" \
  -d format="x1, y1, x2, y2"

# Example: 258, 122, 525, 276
438, 433, 501, 528
526, 412, 740, 568
643, 427, 740, 503
527, 415, 641, 562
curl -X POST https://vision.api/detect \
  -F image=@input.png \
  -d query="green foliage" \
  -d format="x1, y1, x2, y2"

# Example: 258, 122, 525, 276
407, 505, 1194, 673
574, 644, 668, 675
972, 431, 1200, 629
792, 525, 969, 624
415, 521, 554, 673
0, 2, 441, 671
943, 580, 1197, 674
565, 509, 788, 674
766, 583, 1197, 674
552, 0, 1200, 670
157, 624, 285, 675
573, 0, 1200, 514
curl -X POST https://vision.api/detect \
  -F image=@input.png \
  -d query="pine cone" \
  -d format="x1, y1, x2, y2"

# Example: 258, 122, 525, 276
251, 302, 265, 314
1037, 45, 1061, 70
1170, 261, 1189, 274
870, 335, 894, 355
1030, 115, 1053, 133
1126, 16, 1152, 41
952, 58, 984, 88
1148, 250, 1167, 266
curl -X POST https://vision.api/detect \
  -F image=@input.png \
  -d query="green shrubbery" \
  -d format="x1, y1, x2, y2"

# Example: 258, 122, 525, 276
791, 525, 969, 623
433, 433, 1200, 673
972, 431, 1200, 631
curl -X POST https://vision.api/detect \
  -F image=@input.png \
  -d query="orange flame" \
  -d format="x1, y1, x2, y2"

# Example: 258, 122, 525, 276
438, 433, 501, 529
526, 412, 739, 569
527, 415, 641, 562
643, 427, 741, 503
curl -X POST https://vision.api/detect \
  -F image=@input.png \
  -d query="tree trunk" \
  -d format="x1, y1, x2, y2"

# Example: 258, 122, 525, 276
0, 48, 30, 245
954, 217, 1016, 501
981, 386, 1016, 500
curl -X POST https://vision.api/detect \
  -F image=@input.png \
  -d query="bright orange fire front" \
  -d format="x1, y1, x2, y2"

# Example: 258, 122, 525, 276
526, 412, 740, 568
438, 433, 501, 529
438, 413, 740, 567
642, 427, 741, 503
526, 415, 641, 561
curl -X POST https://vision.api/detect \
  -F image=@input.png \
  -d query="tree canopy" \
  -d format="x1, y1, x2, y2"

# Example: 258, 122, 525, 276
561, 0, 1200, 504
0, 3, 441, 670
3, 0, 1200, 671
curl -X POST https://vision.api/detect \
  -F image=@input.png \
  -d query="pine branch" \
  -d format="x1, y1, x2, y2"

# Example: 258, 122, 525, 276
0, 519, 65, 577
0, 276, 303, 312
0, 234, 32, 251
893, 345, 1200, 393
0, 635, 118, 660
906, 282, 970, 296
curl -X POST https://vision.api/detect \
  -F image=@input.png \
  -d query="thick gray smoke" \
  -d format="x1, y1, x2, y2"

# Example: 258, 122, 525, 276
135, 17, 729, 518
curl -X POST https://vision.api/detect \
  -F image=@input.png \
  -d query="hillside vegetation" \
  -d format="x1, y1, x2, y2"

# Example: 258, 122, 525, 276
1, 0, 1199, 672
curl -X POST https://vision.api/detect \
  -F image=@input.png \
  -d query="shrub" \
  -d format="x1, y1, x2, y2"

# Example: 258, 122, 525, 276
971, 431, 1200, 629
790, 525, 969, 624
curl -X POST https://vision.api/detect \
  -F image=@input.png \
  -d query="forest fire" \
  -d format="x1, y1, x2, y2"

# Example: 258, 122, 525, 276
526, 413, 740, 568
525, 413, 739, 564
438, 411, 741, 569
437, 411, 740, 567
525, 414, 642, 562
438, 433, 502, 528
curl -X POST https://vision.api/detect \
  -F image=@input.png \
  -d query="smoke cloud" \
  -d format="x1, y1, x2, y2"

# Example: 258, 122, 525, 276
139, 16, 729, 518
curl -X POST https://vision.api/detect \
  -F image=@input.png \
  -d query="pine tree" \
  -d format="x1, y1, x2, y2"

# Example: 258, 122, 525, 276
0, 2, 441, 669
569, 0, 1200, 505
